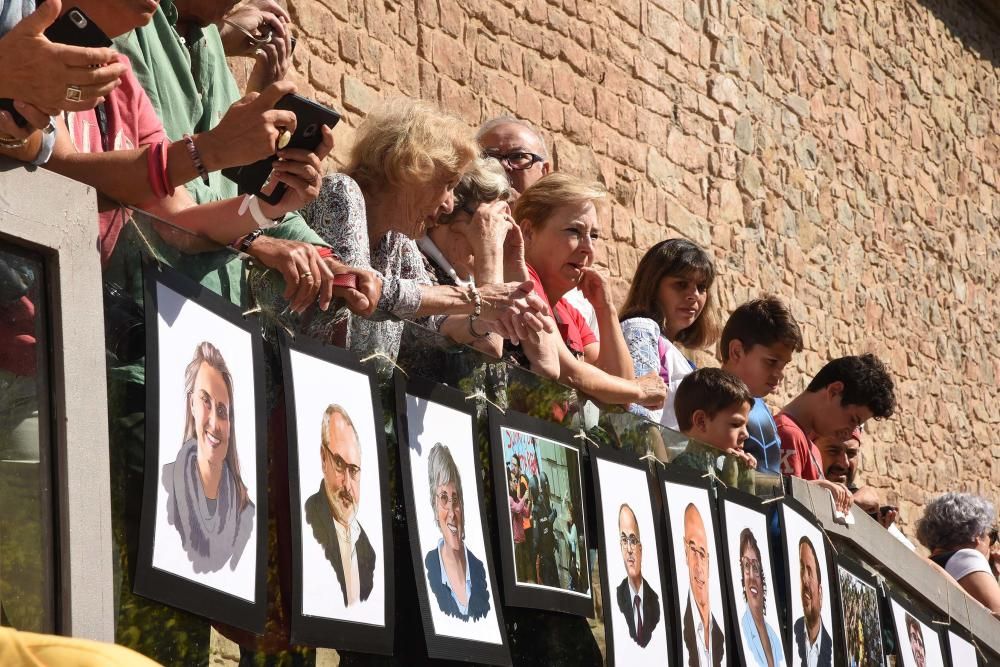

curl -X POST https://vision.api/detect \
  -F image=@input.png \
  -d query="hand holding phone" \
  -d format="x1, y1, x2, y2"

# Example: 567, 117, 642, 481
0, 5, 119, 124
223, 93, 341, 205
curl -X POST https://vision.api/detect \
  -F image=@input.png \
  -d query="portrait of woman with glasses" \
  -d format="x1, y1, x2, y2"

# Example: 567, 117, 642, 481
737, 528, 783, 667
423, 442, 491, 622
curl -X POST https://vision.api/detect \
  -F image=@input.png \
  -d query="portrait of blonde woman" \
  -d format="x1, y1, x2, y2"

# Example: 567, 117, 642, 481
162, 341, 255, 573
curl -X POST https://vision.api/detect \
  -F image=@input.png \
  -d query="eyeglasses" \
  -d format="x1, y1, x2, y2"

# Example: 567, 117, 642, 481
437, 491, 463, 511
483, 150, 545, 171
741, 558, 761, 577
686, 541, 709, 562
620, 533, 641, 549
323, 447, 360, 481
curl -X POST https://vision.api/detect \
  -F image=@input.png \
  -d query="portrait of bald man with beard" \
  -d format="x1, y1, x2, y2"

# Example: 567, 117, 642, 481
305, 405, 376, 606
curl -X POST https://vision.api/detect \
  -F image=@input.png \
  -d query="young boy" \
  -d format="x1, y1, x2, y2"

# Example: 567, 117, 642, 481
672, 368, 757, 471
719, 297, 804, 474
777, 354, 896, 512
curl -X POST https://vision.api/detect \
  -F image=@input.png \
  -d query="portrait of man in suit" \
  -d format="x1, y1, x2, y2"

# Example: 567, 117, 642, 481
682, 503, 725, 666
614, 503, 660, 647
793, 537, 832, 666
304, 404, 376, 606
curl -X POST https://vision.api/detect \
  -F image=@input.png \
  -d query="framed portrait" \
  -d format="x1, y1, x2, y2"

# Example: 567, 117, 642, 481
945, 629, 979, 667
887, 593, 946, 667
134, 263, 267, 632
716, 487, 786, 667
591, 446, 672, 666
280, 332, 393, 653
487, 407, 592, 617
776, 497, 836, 667
394, 373, 510, 666
835, 557, 886, 667
659, 464, 728, 667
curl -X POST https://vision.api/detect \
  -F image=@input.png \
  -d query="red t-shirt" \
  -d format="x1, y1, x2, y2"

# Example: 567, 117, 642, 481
775, 412, 824, 480
526, 265, 597, 356
65, 55, 168, 267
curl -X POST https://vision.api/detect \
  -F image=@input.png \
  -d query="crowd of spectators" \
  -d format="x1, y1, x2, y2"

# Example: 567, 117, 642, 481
1, 0, 998, 656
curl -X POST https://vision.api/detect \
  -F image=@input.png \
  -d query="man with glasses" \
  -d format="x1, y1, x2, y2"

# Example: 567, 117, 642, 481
682, 503, 725, 666
476, 116, 552, 196
305, 404, 375, 606
614, 504, 660, 647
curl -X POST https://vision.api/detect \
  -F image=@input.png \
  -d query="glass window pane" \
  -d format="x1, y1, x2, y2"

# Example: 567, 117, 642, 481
0, 242, 55, 633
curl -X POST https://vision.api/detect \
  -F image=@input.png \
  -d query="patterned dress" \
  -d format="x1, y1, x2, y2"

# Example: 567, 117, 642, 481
299, 173, 444, 358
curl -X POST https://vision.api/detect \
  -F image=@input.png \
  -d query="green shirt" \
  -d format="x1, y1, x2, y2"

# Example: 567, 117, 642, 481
108, 0, 326, 385
112, 0, 326, 305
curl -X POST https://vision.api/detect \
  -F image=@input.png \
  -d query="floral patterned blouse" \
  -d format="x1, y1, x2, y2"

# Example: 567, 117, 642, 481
300, 173, 443, 358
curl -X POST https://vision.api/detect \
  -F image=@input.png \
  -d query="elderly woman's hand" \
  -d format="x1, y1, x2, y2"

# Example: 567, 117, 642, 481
478, 281, 552, 330
577, 266, 614, 312
634, 371, 666, 408
320, 256, 382, 317
457, 200, 513, 251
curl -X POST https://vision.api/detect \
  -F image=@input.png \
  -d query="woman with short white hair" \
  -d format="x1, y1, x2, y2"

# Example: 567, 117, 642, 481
917, 492, 1000, 616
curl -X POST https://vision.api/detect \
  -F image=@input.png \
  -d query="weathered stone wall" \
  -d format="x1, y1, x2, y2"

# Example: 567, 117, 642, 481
277, 0, 1000, 534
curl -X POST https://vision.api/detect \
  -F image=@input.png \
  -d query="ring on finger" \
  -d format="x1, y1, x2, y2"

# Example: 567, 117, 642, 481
65, 85, 84, 102
300, 270, 312, 278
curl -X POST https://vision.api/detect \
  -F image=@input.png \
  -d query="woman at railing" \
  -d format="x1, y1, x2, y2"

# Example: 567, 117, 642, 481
917, 492, 1000, 618
512, 173, 666, 409
301, 100, 552, 360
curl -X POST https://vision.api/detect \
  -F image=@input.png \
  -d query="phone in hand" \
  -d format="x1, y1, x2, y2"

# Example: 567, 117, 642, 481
222, 94, 341, 206
0, 7, 112, 128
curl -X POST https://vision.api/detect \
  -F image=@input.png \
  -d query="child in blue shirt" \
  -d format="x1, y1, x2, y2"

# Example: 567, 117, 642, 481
719, 297, 804, 474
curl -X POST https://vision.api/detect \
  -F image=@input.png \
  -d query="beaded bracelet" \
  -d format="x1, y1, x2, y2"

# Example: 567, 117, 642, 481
183, 134, 210, 186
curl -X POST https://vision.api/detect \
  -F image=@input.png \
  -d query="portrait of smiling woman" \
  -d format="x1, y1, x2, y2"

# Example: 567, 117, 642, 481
162, 341, 255, 573
424, 443, 491, 622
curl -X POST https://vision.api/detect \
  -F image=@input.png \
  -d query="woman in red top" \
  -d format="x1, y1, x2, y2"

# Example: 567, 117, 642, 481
513, 174, 666, 410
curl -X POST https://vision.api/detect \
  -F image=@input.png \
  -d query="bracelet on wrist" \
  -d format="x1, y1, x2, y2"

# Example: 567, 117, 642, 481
468, 314, 489, 339
183, 134, 210, 186
231, 228, 264, 254
467, 284, 483, 318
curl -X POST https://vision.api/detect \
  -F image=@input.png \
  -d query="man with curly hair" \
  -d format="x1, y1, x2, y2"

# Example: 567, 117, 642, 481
776, 354, 896, 515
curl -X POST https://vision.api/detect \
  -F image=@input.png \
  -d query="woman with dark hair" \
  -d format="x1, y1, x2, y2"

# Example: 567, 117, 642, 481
619, 238, 720, 429
424, 443, 490, 621
162, 341, 254, 573
917, 492, 1000, 616
738, 528, 782, 666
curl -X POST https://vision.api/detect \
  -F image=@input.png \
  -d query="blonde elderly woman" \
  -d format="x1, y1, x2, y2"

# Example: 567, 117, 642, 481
513, 174, 666, 408
302, 101, 551, 358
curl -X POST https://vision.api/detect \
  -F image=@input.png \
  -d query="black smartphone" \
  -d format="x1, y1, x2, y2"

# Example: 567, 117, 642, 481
0, 7, 112, 127
222, 94, 341, 206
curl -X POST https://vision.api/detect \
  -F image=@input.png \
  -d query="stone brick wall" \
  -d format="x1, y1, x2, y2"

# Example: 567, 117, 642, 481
274, 0, 1000, 535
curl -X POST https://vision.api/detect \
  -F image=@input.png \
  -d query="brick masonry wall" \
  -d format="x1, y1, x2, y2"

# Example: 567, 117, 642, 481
265, 0, 1000, 535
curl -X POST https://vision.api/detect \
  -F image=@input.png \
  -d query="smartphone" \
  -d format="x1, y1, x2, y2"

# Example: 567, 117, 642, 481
222, 94, 341, 206
0, 7, 112, 127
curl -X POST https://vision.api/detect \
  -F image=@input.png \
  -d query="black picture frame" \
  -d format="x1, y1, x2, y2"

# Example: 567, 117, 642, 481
487, 406, 592, 617
834, 555, 887, 667
394, 372, 511, 666
775, 496, 837, 667
134, 262, 267, 633
716, 486, 788, 667
279, 331, 394, 653
885, 589, 947, 667
657, 463, 728, 667
590, 445, 674, 666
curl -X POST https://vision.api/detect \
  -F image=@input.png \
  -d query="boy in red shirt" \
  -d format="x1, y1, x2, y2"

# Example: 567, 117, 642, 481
777, 354, 896, 513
